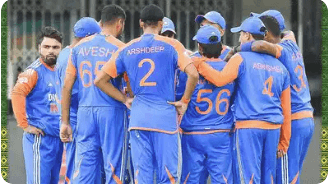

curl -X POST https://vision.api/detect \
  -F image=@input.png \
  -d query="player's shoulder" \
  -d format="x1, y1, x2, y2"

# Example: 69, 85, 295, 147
154, 35, 183, 48
72, 34, 98, 48
27, 58, 43, 70
105, 35, 125, 48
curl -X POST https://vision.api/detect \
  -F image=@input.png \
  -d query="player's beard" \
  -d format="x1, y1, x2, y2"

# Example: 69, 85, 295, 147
41, 54, 57, 66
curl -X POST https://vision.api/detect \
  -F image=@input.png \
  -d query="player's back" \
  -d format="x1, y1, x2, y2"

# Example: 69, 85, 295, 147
234, 52, 290, 125
278, 39, 313, 114
69, 34, 125, 108
120, 34, 187, 132
180, 58, 234, 131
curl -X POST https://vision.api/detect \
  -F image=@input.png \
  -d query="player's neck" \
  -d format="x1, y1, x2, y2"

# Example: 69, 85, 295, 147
101, 27, 118, 38
269, 36, 281, 44
143, 27, 160, 35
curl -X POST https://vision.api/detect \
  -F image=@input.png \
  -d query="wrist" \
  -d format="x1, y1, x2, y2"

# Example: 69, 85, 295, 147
240, 41, 253, 52
181, 97, 190, 104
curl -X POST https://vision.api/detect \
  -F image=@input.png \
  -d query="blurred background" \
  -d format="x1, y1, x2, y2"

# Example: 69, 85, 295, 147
5, 0, 323, 184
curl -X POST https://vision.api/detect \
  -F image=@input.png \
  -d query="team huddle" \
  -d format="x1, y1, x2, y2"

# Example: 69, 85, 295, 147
11, 4, 314, 184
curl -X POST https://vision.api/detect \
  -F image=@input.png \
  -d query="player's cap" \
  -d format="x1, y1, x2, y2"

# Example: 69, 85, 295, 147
73, 17, 101, 38
250, 10, 286, 31
161, 17, 176, 34
193, 25, 221, 44
195, 11, 226, 29
230, 17, 266, 35
140, 4, 164, 22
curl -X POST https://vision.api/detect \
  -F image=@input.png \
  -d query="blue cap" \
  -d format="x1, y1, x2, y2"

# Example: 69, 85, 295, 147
73, 17, 101, 38
250, 10, 286, 31
230, 17, 266, 35
195, 11, 226, 29
193, 25, 221, 44
161, 17, 176, 34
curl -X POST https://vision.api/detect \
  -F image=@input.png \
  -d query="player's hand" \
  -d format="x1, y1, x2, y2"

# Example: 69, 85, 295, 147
191, 57, 206, 69
60, 123, 72, 143
24, 125, 45, 136
277, 149, 286, 158
224, 49, 235, 62
124, 97, 133, 110
168, 101, 188, 116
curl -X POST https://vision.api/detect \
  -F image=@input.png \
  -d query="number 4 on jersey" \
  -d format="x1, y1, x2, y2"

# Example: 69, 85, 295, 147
263, 76, 274, 97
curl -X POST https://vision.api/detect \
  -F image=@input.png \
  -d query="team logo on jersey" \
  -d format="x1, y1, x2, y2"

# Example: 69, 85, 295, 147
50, 103, 59, 113
17, 77, 28, 84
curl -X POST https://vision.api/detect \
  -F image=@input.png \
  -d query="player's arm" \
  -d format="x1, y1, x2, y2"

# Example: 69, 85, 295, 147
239, 40, 283, 58
194, 53, 243, 87
60, 52, 77, 142
11, 69, 44, 136
281, 30, 297, 43
95, 50, 132, 109
277, 81, 291, 158
123, 72, 134, 98
181, 63, 199, 105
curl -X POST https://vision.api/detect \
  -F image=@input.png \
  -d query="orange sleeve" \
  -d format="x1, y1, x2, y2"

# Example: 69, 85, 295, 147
123, 72, 129, 82
174, 42, 192, 71
11, 69, 38, 129
194, 53, 243, 87
66, 51, 77, 77
278, 86, 291, 152
102, 50, 120, 78
275, 44, 283, 59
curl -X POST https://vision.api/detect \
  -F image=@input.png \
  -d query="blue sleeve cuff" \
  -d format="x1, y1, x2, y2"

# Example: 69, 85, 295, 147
240, 41, 253, 52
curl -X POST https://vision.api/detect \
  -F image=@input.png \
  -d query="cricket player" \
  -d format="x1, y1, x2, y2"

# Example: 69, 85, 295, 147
239, 10, 314, 184
95, 4, 199, 184
55, 17, 101, 184
192, 17, 291, 184
60, 5, 127, 184
12, 26, 63, 184
179, 25, 234, 184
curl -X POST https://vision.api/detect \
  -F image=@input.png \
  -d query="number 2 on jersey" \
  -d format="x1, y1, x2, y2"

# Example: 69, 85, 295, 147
263, 76, 274, 97
138, 59, 157, 86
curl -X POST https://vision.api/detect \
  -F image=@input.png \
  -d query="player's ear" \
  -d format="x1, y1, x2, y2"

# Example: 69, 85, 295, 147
220, 28, 225, 36
139, 19, 144, 28
99, 20, 103, 28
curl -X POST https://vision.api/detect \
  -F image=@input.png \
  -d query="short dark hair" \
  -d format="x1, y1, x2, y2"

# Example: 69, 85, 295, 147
37, 26, 63, 45
251, 34, 265, 40
199, 41, 222, 58
260, 15, 281, 37
161, 31, 175, 38
101, 4, 126, 24
140, 4, 164, 23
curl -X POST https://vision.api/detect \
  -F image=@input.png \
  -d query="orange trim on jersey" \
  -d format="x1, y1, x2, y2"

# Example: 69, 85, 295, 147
105, 35, 125, 48
154, 35, 192, 71
135, 170, 139, 184
278, 87, 291, 153
181, 129, 231, 135
39, 58, 55, 71
66, 51, 77, 77
165, 166, 176, 184
222, 174, 228, 184
290, 172, 299, 184
235, 120, 281, 129
291, 110, 313, 120
72, 34, 97, 48
109, 162, 122, 184
102, 37, 142, 78
275, 44, 283, 59
65, 176, 70, 184
12, 69, 38, 129
183, 172, 190, 184
194, 53, 242, 87
123, 72, 129, 82
249, 174, 254, 184
129, 127, 179, 135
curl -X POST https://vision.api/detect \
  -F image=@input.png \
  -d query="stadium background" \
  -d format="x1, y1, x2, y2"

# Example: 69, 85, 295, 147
4, 0, 323, 184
